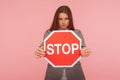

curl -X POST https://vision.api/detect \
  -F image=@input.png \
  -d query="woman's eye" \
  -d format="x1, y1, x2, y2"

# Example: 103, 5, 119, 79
58, 18, 69, 20
65, 18, 69, 20
58, 18, 62, 20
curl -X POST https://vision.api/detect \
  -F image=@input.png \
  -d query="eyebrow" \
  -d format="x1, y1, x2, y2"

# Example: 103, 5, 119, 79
58, 17, 69, 19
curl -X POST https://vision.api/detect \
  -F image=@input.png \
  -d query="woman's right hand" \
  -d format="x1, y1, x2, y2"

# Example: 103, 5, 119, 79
34, 46, 45, 58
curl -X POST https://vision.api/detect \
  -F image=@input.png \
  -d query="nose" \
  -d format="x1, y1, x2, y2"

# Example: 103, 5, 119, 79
62, 20, 65, 24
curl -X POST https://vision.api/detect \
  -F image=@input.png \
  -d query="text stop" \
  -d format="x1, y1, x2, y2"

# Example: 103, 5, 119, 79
47, 43, 79, 55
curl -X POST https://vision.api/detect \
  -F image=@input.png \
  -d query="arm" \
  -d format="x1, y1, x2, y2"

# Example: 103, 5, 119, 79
74, 29, 91, 57
35, 30, 51, 58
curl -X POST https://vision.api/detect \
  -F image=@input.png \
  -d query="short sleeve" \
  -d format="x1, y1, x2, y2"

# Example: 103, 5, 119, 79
39, 30, 51, 47
74, 29, 86, 48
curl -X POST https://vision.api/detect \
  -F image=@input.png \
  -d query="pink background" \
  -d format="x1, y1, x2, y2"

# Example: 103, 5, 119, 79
0, 0, 120, 80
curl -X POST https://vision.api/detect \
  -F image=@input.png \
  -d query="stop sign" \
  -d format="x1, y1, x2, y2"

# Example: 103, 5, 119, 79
44, 30, 81, 67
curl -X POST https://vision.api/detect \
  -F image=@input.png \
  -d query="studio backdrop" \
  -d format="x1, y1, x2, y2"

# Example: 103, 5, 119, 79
0, 0, 120, 80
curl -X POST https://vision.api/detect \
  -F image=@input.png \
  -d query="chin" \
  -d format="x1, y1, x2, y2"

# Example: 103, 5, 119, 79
60, 27, 68, 30
60, 28, 67, 30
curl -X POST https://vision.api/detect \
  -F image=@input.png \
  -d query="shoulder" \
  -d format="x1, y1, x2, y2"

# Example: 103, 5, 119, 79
44, 29, 51, 35
73, 29, 82, 34
45, 29, 51, 33
42, 29, 51, 38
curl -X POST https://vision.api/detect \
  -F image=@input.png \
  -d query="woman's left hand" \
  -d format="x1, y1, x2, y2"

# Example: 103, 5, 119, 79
81, 47, 91, 57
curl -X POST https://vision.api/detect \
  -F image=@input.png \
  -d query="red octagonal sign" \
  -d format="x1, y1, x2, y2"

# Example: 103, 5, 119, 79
44, 30, 81, 67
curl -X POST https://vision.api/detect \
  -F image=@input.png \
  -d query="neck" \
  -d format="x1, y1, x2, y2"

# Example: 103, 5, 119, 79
59, 28, 68, 30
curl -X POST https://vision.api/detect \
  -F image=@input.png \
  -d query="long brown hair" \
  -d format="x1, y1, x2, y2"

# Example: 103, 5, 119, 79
49, 5, 75, 31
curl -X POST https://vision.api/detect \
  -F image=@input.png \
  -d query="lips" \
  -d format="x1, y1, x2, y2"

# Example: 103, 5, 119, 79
61, 25, 66, 26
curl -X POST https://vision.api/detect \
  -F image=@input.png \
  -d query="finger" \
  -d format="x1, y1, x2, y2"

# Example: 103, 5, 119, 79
35, 52, 45, 56
35, 50, 44, 54
85, 49, 91, 55
35, 54, 42, 58
85, 48, 91, 53
81, 51, 90, 57
35, 50, 45, 56
35, 48, 45, 54
36, 46, 44, 52
85, 51, 90, 56
82, 47, 91, 52
81, 53, 90, 57
35, 52, 44, 57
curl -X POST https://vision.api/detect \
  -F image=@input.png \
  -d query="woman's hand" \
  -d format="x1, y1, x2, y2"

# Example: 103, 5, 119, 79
34, 46, 45, 58
81, 47, 91, 57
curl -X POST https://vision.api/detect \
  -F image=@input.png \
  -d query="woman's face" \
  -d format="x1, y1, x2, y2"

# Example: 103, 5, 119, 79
58, 13, 69, 30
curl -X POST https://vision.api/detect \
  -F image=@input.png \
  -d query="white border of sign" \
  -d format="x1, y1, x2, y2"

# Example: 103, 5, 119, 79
44, 30, 82, 67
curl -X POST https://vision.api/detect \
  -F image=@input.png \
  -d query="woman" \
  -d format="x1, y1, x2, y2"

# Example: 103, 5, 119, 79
35, 5, 91, 80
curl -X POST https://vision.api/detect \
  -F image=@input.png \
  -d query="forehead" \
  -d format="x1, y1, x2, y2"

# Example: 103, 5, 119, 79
58, 13, 68, 18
